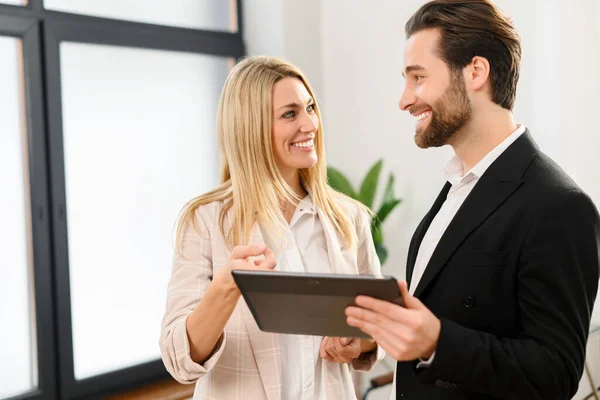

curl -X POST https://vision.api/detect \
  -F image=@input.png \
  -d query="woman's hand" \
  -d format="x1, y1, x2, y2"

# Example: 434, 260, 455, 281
214, 244, 277, 294
186, 244, 276, 364
320, 337, 362, 364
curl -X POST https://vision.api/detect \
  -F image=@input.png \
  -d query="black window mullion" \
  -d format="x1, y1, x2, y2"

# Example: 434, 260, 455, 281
0, 1, 38, 18
41, 20, 75, 400
236, 0, 244, 38
0, 13, 57, 400
42, 13, 245, 57
29, 0, 42, 13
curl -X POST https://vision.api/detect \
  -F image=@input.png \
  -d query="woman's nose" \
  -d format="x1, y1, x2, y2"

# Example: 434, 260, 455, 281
300, 112, 319, 132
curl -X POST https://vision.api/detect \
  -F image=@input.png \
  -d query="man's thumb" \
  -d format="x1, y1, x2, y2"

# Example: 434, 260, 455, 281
398, 280, 422, 309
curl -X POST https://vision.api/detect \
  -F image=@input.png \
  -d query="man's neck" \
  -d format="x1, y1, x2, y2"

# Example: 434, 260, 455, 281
450, 106, 517, 175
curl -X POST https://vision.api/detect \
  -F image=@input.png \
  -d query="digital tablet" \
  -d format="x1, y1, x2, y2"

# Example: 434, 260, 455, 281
231, 270, 403, 339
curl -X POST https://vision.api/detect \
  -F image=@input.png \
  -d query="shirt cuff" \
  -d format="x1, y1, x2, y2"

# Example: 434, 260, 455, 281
164, 316, 227, 383
351, 343, 385, 371
416, 351, 436, 369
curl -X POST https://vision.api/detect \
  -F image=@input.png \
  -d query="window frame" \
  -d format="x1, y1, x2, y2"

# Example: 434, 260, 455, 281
0, 1, 245, 399
0, 9, 57, 400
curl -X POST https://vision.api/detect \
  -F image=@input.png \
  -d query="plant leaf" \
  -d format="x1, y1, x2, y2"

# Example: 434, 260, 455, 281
375, 243, 388, 265
358, 159, 383, 208
371, 219, 383, 245
327, 166, 357, 198
382, 173, 395, 205
377, 199, 402, 224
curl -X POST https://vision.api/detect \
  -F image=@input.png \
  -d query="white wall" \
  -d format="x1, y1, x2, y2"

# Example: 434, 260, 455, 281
244, 0, 531, 281
244, 0, 600, 312
319, 0, 600, 320
321, 0, 452, 284
244, 1, 600, 398
241, 0, 323, 97
318, 3, 459, 398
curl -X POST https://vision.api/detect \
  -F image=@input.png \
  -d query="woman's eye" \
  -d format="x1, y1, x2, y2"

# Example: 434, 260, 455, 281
415, 75, 423, 82
283, 111, 295, 118
307, 104, 315, 112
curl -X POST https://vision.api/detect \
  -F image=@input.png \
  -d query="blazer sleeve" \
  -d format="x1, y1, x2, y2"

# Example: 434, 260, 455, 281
417, 189, 600, 400
159, 207, 227, 384
352, 206, 387, 371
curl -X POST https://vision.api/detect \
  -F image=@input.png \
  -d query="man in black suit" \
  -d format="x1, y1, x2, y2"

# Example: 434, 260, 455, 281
345, 0, 600, 399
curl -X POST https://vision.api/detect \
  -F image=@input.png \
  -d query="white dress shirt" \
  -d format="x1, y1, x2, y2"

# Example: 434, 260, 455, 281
261, 194, 357, 400
389, 124, 526, 399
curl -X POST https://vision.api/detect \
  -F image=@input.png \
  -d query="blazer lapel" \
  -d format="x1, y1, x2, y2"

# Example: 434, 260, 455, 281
226, 211, 282, 400
413, 131, 539, 298
244, 310, 282, 400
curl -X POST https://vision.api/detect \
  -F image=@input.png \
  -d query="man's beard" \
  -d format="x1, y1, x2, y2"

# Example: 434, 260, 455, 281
414, 72, 473, 149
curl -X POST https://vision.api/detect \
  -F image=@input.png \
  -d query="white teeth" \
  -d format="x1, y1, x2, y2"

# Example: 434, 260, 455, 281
416, 111, 431, 121
292, 139, 314, 148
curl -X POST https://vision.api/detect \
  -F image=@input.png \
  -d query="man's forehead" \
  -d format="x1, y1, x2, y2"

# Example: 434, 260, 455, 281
403, 29, 441, 70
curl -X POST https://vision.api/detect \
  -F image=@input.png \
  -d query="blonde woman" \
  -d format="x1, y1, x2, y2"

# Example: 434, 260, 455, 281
159, 56, 384, 400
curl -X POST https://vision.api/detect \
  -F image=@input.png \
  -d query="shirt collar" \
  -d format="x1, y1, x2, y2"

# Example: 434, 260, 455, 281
297, 193, 316, 215
443, 124, 526, 186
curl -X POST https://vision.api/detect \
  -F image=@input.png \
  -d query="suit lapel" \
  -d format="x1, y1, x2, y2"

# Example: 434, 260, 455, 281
406, 182, 451, 287
412, 130, 539, 298
412, 178, 523, 297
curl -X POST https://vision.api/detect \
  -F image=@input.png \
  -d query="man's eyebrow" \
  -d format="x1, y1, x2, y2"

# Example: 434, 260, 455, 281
402, 65, 426, 78
275, 98, 314, 112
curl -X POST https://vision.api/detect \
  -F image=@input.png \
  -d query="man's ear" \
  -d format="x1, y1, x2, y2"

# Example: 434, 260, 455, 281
463, 56, 490, 92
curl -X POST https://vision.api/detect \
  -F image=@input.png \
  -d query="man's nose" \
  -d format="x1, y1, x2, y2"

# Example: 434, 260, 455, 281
399, 87, 416, 112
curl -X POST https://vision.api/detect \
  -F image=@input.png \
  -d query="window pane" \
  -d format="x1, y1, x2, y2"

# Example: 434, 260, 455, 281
59, 42, 228, 380
0, 0, 28, 5
0, 36, 37, 399
44, 0, 236, 32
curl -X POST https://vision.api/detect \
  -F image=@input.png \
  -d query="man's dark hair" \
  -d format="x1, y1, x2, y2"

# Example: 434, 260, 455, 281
406, 0, 521, 110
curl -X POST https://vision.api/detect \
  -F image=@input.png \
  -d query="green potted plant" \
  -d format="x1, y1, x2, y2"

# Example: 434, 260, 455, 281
327, 159, 401, 265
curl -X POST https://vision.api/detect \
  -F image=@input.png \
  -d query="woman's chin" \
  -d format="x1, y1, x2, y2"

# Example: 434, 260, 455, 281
289, 155, 318, 171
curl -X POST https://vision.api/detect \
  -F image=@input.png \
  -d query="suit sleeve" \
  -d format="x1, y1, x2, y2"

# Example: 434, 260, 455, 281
417, 189, 600, 400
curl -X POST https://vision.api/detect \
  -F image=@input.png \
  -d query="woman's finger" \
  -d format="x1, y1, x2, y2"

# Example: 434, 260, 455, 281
231, 244, 267, 260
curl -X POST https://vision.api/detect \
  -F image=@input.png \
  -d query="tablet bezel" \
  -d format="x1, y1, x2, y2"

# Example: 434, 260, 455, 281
231, 270, 403, 339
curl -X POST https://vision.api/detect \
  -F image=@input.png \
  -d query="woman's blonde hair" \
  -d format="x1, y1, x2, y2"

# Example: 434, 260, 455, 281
175, 56, 365, 251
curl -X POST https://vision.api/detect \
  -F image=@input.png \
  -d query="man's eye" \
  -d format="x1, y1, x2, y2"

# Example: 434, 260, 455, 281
415, 75, 423, 82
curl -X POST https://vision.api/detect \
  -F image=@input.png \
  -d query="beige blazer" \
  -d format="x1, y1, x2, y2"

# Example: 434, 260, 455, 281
159, 197, 384, 400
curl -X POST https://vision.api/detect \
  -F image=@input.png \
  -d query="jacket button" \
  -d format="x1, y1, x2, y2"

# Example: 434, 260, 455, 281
463, 296, 476, 308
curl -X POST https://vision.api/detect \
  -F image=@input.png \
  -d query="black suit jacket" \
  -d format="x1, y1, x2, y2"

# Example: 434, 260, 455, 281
395, 130, 600, 400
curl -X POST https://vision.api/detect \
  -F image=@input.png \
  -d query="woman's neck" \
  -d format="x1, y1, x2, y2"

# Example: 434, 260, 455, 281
280, 169, 307, 224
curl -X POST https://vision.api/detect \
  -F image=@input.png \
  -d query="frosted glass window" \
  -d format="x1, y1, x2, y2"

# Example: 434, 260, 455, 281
0, 0, 27, 5
59, 42, 228, 380
44, 0, 236, 32
0, 37, 37, 399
